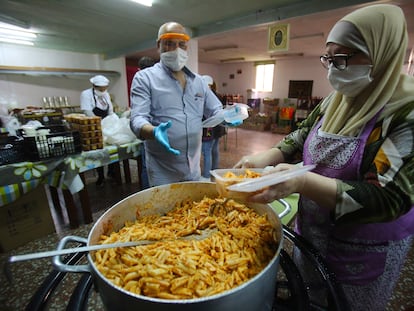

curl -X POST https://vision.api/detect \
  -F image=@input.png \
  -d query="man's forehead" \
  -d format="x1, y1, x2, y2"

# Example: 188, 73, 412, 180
159, 22, 187, 34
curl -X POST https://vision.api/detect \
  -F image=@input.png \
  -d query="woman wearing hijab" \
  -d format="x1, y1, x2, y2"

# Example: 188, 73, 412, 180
234, 4, 414, 310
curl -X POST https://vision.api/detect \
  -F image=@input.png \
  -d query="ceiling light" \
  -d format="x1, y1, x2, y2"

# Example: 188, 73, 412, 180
0, 27, 37, 39
129, 0, 153, 7
0, 15, 30, 29
0, 38, 34, 46
203, 45, 238, 52
220, 57, 245, 63
290, 32, 324, 40
0, 21, 37, 46
270, 53, 304, 59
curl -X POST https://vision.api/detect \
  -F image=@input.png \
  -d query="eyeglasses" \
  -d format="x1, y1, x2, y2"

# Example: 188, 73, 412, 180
320, 53, 358, 70
161, 40, 188, 50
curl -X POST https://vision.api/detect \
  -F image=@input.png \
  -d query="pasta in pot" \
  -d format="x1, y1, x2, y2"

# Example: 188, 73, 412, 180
93, 197, 278, 300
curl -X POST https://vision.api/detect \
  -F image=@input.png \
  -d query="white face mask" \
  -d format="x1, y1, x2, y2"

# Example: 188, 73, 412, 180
327, 64, 373, 97
160, 48, 188, 71
95, 90, 107, 97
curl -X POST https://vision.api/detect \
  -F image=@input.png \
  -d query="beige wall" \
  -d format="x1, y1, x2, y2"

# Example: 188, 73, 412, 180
199, 57, 333, 104
0, 43, 128, 110
1, 42, 335, 112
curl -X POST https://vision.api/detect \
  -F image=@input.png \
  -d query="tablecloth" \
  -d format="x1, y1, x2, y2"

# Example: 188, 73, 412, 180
0, 140, 142, 207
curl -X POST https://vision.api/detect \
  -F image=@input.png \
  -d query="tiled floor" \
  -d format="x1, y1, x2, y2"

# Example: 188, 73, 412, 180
0, 128, 413, 310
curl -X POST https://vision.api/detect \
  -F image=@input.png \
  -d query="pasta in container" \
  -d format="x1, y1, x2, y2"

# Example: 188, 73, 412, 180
210, 168, 264, 201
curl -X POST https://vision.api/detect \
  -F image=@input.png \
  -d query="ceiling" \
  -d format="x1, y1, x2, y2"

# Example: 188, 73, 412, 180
1, 0, 413, 65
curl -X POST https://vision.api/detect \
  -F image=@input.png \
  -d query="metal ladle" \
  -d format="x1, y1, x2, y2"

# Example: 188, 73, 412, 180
7, 228, 218, 264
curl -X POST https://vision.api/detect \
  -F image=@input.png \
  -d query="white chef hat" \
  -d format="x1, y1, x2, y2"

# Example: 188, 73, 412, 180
90, 75, 109, 86
202, 75, 214, 86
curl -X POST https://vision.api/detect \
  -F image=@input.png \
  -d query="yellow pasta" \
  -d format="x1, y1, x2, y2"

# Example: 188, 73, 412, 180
93, 197, 278, 299
223, 169, 262, 179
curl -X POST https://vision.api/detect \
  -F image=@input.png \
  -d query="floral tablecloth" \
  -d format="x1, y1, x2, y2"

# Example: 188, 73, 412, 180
0, 140, 142, 207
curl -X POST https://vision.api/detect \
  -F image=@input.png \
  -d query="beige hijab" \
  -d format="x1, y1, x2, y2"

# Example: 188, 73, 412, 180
321, 4, 414, 136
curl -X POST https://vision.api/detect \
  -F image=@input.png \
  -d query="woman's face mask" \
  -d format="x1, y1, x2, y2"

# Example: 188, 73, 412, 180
327, 64, 373, 97
160, 48, 188, 71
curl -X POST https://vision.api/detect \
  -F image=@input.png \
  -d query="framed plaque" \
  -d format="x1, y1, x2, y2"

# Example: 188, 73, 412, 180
268, 23, 289, 52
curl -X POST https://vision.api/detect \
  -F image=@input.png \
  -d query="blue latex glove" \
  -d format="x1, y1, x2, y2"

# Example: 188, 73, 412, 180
223, 119, 243, 127
223, 105, 243, 127
153, 121, 180, 155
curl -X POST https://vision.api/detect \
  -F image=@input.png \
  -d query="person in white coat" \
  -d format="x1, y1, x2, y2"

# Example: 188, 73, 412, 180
80, 75, 114, 118
80, 75, 114, 185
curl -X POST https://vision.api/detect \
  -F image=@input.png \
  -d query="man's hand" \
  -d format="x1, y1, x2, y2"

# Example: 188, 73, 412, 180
153, 120, 180, 155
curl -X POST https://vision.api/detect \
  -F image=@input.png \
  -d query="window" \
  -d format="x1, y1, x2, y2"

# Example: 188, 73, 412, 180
255, 63, 274, 92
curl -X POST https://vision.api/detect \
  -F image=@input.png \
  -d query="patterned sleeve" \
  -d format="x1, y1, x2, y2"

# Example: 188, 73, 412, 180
276, 102, 414, 224
275, 104, 322, 163
335, 102, 414, 224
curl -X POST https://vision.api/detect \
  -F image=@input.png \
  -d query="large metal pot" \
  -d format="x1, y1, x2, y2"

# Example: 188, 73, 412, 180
53, 182, 288, 311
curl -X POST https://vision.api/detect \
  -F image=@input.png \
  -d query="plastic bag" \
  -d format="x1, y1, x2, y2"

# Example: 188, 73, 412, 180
0, 104, 20, 136
101, 113, 137, 145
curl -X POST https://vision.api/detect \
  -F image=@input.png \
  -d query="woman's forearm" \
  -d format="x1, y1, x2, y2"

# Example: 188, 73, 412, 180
235, 147, 285, 168
299, 172, 337, 211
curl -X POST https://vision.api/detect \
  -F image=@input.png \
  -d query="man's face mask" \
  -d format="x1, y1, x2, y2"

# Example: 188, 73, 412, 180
158, 32, 190, 72
94, 89, 108, 97
160, 48, 188, 72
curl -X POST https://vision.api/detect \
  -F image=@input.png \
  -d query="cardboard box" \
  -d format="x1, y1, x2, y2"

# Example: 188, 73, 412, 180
0, 185, 55, 252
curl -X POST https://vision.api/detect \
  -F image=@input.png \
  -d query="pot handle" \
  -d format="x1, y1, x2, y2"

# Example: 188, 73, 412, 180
52, 235, 91, 273
272, 198, 291, 219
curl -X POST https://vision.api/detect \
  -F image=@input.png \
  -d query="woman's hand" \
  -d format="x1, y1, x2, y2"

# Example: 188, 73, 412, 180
248, 163, 306, 203
233, 148, 284, 169
247, 163, 337, 211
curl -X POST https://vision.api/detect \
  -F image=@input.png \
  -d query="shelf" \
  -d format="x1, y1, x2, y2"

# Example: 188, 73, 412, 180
0, 65, 120, 78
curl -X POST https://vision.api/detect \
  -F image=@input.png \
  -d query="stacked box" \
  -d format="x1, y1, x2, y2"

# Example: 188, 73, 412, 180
64, 115, 104, 151
0, 185, 55, 252
239, 111, 272, 131
262, 98, 279, 114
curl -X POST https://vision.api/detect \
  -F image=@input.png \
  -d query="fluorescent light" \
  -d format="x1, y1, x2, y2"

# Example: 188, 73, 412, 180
0, 27, 37, 39
204, 45, 238, 52
0, 21, 37, 46
0, 38, 34, 46
129, 0, 153, 7
0, 17, 30, 29
220, 57, 245, 63
291, 32, 324, 40
270, 53, 303, 59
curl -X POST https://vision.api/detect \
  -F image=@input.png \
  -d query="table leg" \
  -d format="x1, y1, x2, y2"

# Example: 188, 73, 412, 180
235, 128, 238, 148
223, 128, 228, 151
123, 159, 131, 184
79, 173, 93, 224
62, 189, 79, 229
111, 162, 122, 185
46, 185, 67, 223
136, 155, 143, 190
48, 185, 62, 211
